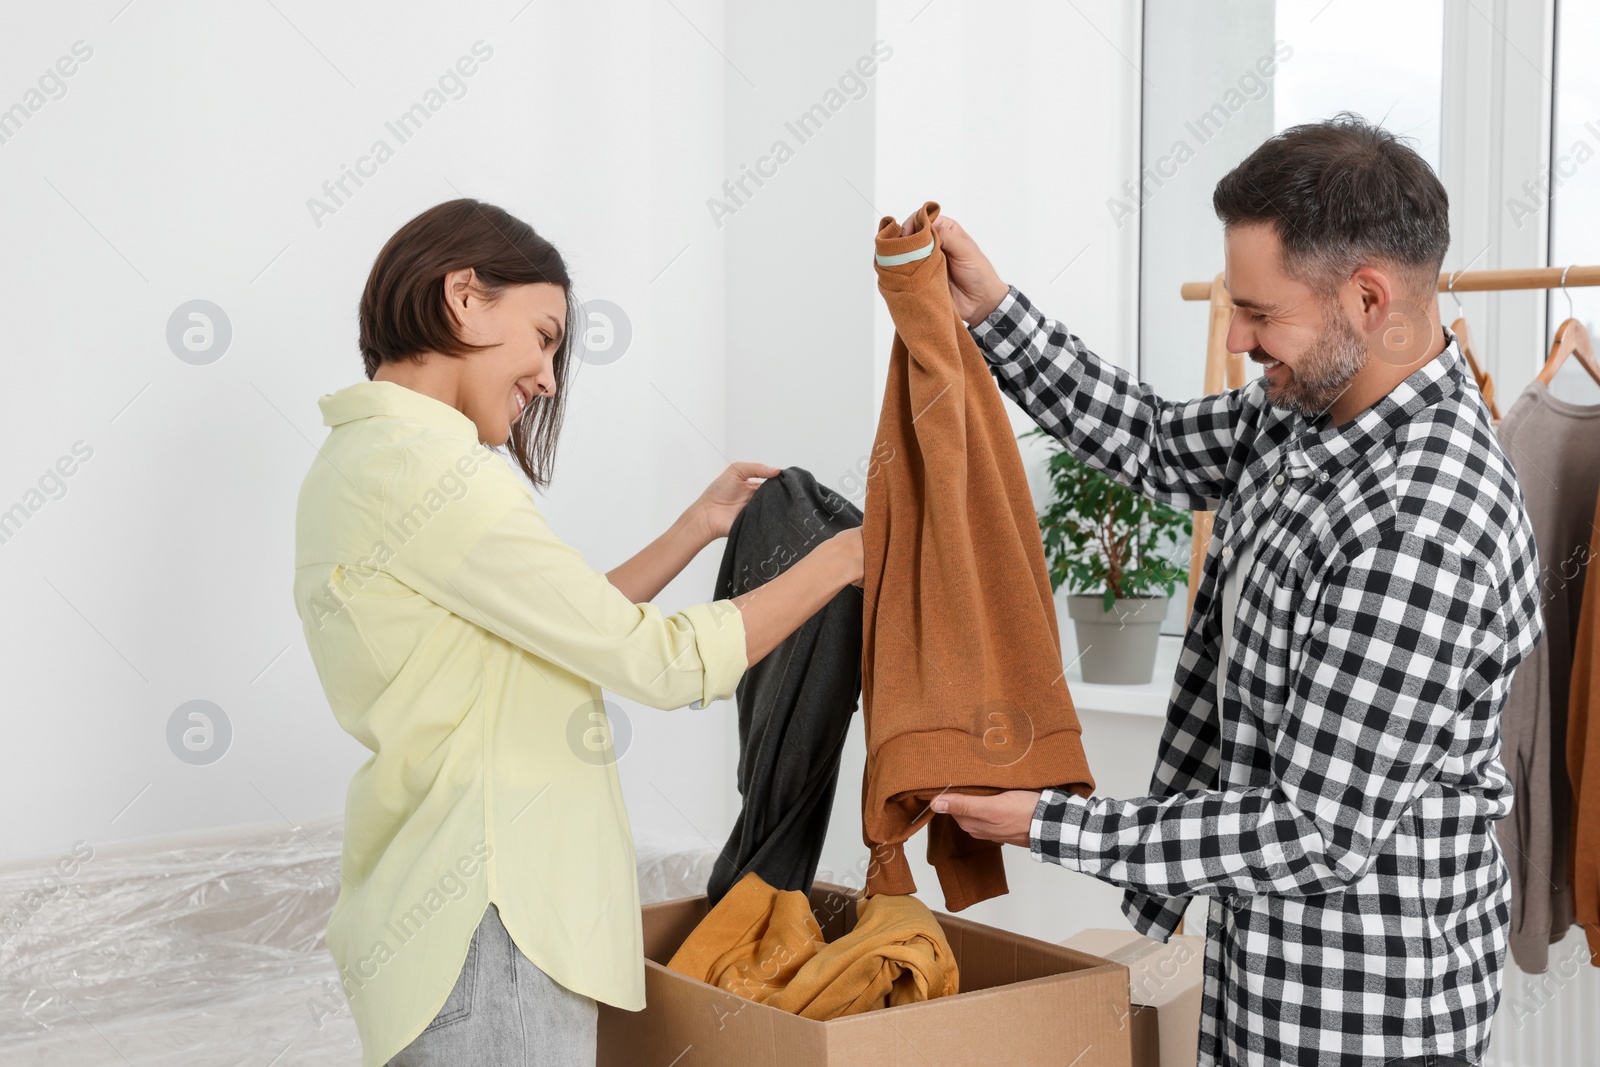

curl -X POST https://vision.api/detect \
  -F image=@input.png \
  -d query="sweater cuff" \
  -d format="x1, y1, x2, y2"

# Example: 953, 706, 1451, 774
1029, 786, 1089, 869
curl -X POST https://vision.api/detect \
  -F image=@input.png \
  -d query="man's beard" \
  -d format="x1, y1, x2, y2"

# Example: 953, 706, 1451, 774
1263, 302, 1368, 420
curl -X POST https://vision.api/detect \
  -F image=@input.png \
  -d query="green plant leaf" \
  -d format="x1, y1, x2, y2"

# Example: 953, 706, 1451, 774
1024, 428, 1193, 602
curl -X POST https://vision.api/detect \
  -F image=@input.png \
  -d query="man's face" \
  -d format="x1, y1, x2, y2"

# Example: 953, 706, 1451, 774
1221, 222, 1368, 421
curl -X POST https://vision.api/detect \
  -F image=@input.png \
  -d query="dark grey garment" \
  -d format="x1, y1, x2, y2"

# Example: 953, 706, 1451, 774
707, 466, 863, 907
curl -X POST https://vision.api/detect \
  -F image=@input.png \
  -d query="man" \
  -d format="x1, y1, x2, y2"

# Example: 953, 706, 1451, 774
930, 113, 1544, 1067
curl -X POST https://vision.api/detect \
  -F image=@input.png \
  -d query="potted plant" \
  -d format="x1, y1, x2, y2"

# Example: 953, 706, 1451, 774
1025, 427, 1193, 684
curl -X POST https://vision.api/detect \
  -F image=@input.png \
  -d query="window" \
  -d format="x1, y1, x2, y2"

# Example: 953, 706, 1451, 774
1546, 0, 1600, 404
1138, 0, 1444, 633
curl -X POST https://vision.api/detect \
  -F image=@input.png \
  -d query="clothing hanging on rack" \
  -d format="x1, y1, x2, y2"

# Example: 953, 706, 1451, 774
1544, 292, 1600, 970
1493, 379, 1600, 972
1567, 490, 1600, 967
1449, 317, 1501, 421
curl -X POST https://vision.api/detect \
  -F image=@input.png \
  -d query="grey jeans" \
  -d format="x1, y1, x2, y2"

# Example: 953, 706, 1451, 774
387, 902, 597, 1066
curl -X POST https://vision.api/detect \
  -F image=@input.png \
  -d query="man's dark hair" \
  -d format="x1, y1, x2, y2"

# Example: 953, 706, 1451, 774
1213, 111, 1449, 299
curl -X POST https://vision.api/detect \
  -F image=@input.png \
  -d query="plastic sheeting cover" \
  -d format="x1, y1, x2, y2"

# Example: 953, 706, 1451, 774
0, 814, 718, 1065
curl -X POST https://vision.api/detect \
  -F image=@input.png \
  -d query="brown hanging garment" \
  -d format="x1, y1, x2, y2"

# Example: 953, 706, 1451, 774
859, 201, 1095, 912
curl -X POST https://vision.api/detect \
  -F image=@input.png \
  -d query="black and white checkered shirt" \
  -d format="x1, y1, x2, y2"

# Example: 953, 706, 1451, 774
969, 286, 1544, 1067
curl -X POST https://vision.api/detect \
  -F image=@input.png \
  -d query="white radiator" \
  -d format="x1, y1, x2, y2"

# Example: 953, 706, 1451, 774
1485, 929, 1600, 1066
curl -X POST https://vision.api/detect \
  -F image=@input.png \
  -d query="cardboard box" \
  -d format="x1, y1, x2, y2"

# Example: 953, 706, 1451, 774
598, 880, 1134, 1066
1060, 930, 1206, 1067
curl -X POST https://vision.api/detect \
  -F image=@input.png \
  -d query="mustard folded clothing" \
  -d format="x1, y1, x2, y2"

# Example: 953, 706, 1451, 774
666, 871, 958, 1019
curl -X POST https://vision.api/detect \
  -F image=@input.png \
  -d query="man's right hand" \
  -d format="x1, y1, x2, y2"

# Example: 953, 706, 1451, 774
898, 212, 1010, 326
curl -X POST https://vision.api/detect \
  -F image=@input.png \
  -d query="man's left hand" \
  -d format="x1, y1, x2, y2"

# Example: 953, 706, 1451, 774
931, 789, 1042, 848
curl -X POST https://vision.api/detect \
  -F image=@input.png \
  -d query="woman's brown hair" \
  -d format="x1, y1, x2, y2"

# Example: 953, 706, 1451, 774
359, 198, 580, 491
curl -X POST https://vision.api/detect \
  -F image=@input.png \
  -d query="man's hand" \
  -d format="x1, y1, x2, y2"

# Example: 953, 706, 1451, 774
930, 789, 1042, 848
898, 212, 1010, 326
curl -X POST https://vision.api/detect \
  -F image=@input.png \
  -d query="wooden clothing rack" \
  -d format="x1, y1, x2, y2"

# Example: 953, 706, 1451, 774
1177, 264, 1600, 622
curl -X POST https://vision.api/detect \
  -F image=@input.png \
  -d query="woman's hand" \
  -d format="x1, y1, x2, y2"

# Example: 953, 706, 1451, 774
899, 212, 1010, 326
693, 461, 783, 541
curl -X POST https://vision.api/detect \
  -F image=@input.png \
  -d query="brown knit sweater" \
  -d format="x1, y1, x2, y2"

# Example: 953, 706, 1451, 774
860, 201, 1096, 911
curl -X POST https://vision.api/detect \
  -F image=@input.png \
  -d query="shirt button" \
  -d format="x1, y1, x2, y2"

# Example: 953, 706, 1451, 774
1274, 474, 1286, 486
1319, 471, 1329, 482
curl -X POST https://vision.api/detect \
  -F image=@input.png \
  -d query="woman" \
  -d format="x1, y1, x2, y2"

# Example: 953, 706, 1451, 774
292, 198, 862, 1067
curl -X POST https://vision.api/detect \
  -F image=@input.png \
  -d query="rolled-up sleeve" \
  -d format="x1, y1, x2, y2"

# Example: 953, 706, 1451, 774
374, 437, 746, 711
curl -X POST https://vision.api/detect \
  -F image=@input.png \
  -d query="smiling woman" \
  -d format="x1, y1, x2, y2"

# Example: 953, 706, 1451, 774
293, 197, 862, 1067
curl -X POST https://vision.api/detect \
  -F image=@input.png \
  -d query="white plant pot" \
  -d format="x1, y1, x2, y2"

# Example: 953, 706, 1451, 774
1065, 594, 1168, 685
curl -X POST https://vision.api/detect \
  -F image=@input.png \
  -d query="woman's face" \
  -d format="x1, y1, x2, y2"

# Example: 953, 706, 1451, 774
453, 278, 567, 446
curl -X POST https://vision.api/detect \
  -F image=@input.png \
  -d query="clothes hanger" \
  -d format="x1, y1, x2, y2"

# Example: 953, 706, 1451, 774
1536, 265, 1600, 389
1447, 270, 1500, 421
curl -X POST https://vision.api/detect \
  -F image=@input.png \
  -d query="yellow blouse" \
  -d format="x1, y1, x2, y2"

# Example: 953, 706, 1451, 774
292, 379, 747, 1066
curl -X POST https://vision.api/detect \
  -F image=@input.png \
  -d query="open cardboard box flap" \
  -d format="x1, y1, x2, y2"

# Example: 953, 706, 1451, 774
1063, 928, 1205, 1067
599, 880, 1136, 1067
